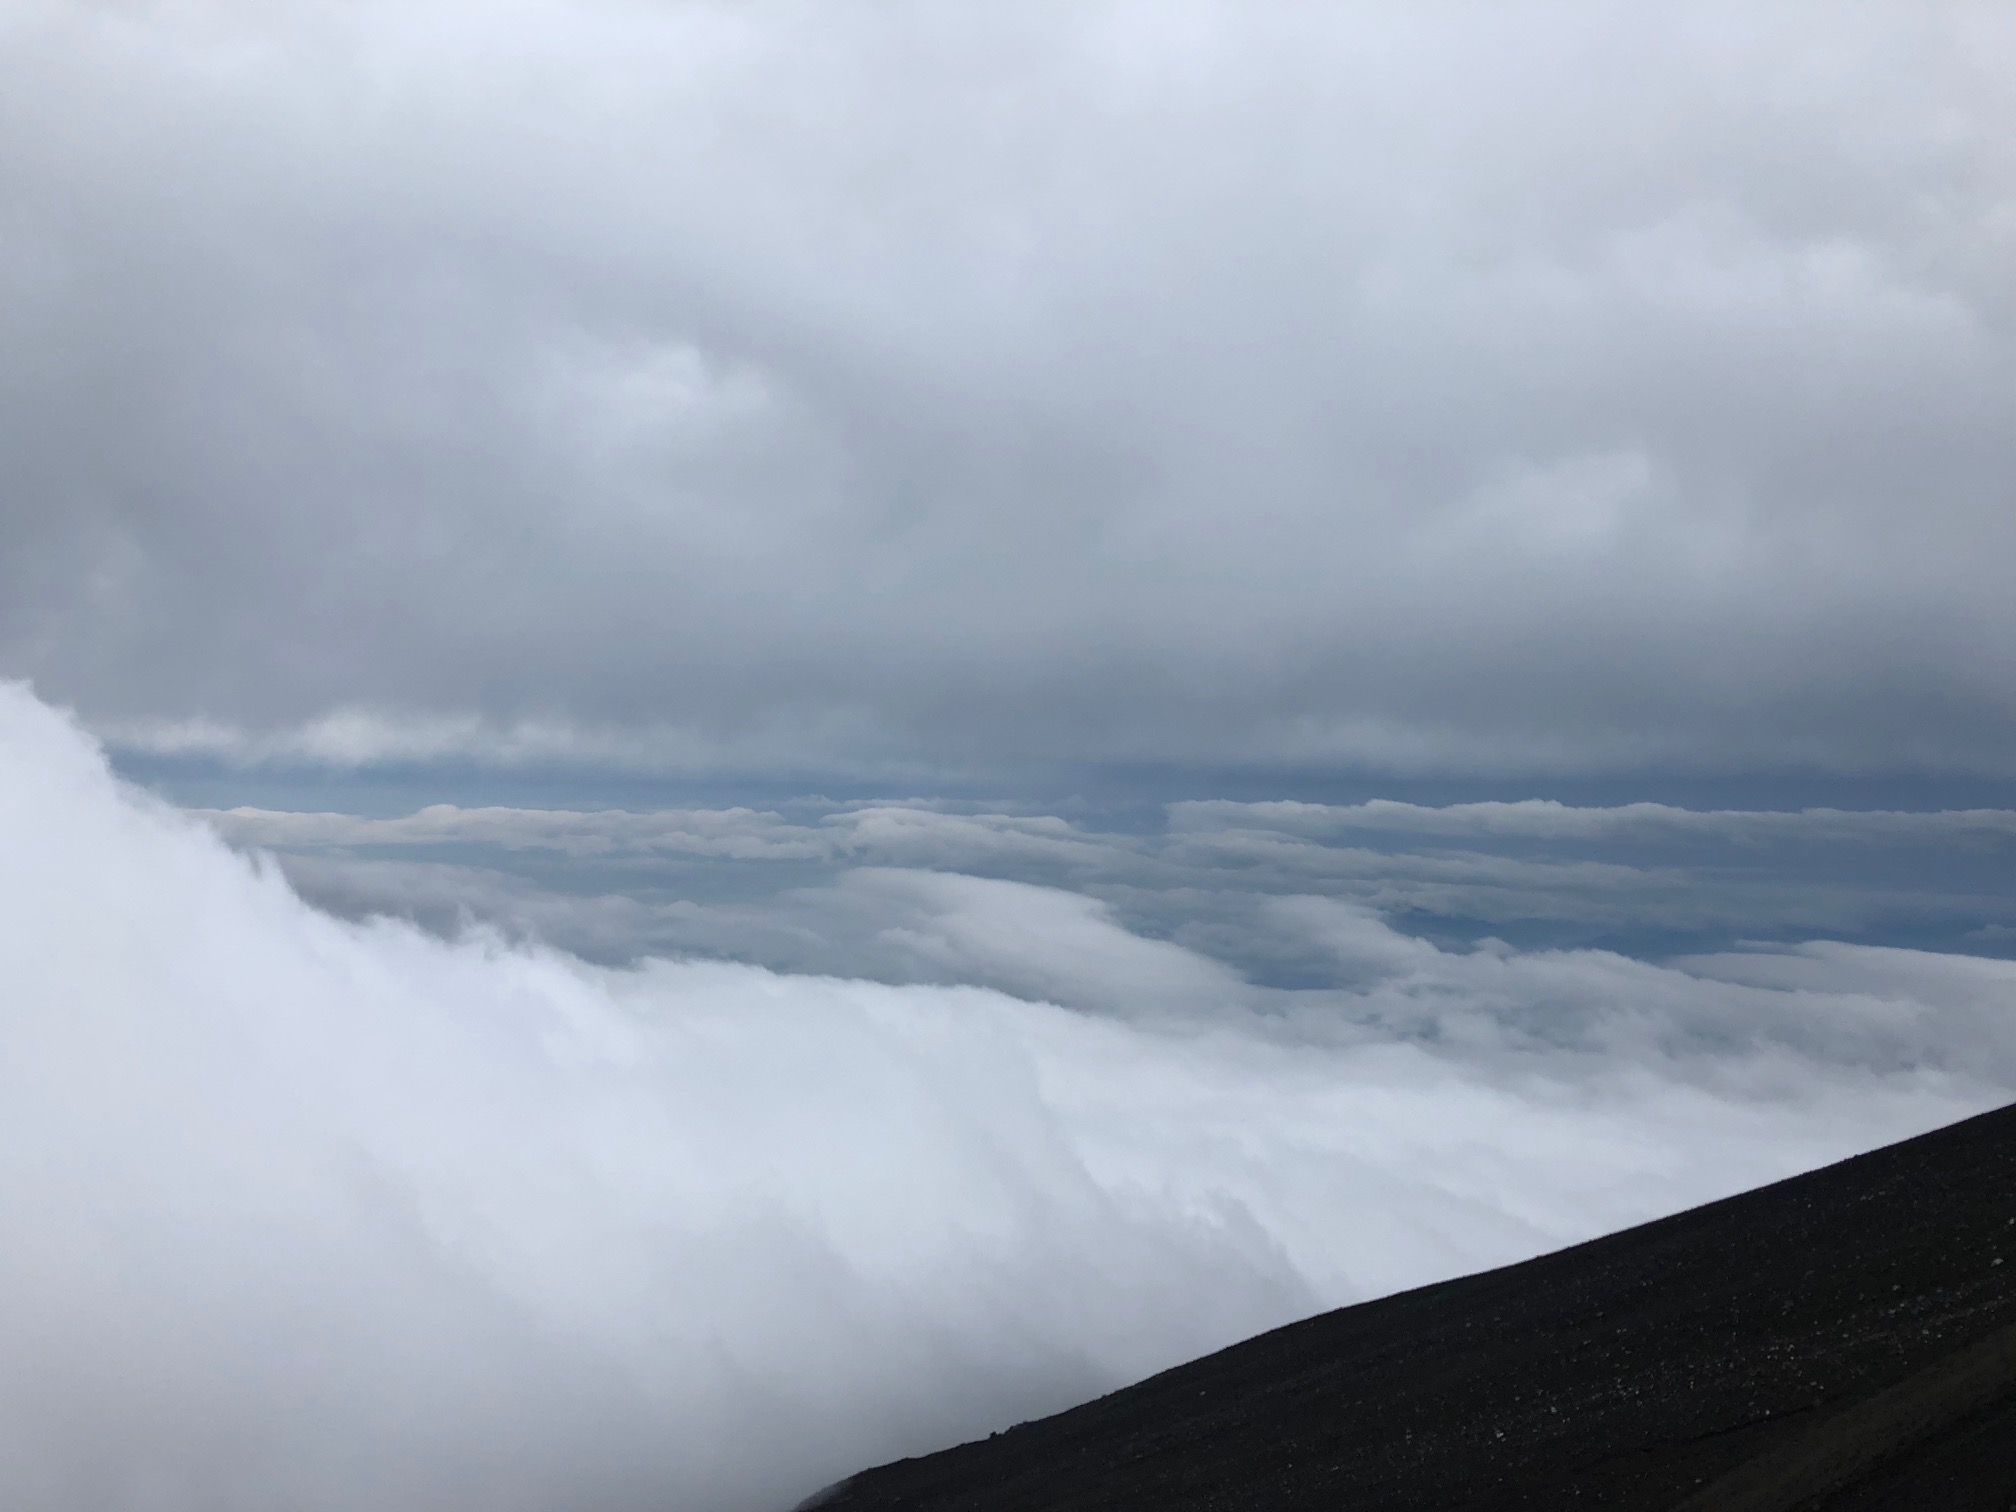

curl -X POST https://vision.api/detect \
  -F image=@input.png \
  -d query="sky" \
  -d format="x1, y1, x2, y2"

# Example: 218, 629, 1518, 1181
2, 3, 2014, 1510
4, 0, 2013, 782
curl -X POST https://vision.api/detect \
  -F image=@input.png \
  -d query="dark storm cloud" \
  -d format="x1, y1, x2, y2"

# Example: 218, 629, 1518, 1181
3, 1, 2013, 776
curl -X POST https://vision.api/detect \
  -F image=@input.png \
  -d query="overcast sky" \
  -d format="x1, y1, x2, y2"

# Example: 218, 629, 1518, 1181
5, 0, 2013, 782
6, 8, 2016, 1510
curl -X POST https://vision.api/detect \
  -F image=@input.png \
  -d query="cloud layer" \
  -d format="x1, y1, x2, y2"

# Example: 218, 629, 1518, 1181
3, 1, 2013, 776
4, 681, 2014, 1510
203, 786, 2016, 977
5, 6, 2015, 1503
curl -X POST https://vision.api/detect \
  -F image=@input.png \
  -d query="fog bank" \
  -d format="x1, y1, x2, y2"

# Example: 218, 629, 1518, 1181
1, 683, 2010, 1508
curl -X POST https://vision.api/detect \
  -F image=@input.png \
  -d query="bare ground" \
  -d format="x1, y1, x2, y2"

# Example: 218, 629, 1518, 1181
799, 1099, 2016, 1511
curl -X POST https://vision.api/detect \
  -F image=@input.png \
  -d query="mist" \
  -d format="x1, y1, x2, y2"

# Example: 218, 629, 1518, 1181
0, 682, 2006, 1510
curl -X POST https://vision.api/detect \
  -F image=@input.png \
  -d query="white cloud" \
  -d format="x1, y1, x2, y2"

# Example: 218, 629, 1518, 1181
1, 682, 2010, 1508
789, 868, 1246, 1017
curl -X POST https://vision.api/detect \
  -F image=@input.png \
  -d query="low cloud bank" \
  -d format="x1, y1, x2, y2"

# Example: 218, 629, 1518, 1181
3, 682, 2013, 1511
208, 788, 2016, 971
1171, 798, 2016, 845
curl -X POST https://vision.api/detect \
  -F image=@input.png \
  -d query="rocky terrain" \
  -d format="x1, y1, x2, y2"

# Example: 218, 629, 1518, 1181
799, 1100, 2016, 1510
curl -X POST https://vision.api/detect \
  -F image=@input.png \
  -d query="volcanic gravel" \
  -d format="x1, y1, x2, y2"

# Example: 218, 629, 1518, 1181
797, 1099, 2016, 1511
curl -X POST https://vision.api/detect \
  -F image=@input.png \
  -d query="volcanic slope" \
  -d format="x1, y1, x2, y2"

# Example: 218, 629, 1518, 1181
797, 1100, 2016, 1511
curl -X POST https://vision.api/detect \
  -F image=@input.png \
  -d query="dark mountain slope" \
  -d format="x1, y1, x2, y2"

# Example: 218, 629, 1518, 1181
801, 1100, 2016, 1511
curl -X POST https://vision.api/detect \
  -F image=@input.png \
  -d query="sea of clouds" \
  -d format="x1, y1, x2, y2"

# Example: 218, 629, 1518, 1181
5, 4, 2013, 1508
5, 679, 2014, 1511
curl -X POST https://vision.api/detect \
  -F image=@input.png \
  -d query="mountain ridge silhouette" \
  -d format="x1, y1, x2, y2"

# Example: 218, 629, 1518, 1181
796, 1099, 2016, 1510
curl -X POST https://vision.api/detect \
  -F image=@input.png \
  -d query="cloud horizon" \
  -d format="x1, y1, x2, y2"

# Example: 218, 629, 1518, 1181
2, 680, 2010, 1508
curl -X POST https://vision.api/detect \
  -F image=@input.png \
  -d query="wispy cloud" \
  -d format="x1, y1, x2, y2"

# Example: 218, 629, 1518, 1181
1171, 798, 2016, 845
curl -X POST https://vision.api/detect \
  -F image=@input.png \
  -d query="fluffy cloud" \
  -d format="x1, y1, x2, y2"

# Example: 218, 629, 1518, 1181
3, 2, 2013, 777
1, 681, 2010, 1509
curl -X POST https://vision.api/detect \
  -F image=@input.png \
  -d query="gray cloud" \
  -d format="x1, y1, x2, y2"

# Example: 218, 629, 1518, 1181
3, 1, 2013, 777
210, 789, 2016, 995
203, 794, 2016, 865
6, 13, 2014, 1498
1170, 798, 2016, 845
204, 802, 837, 859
